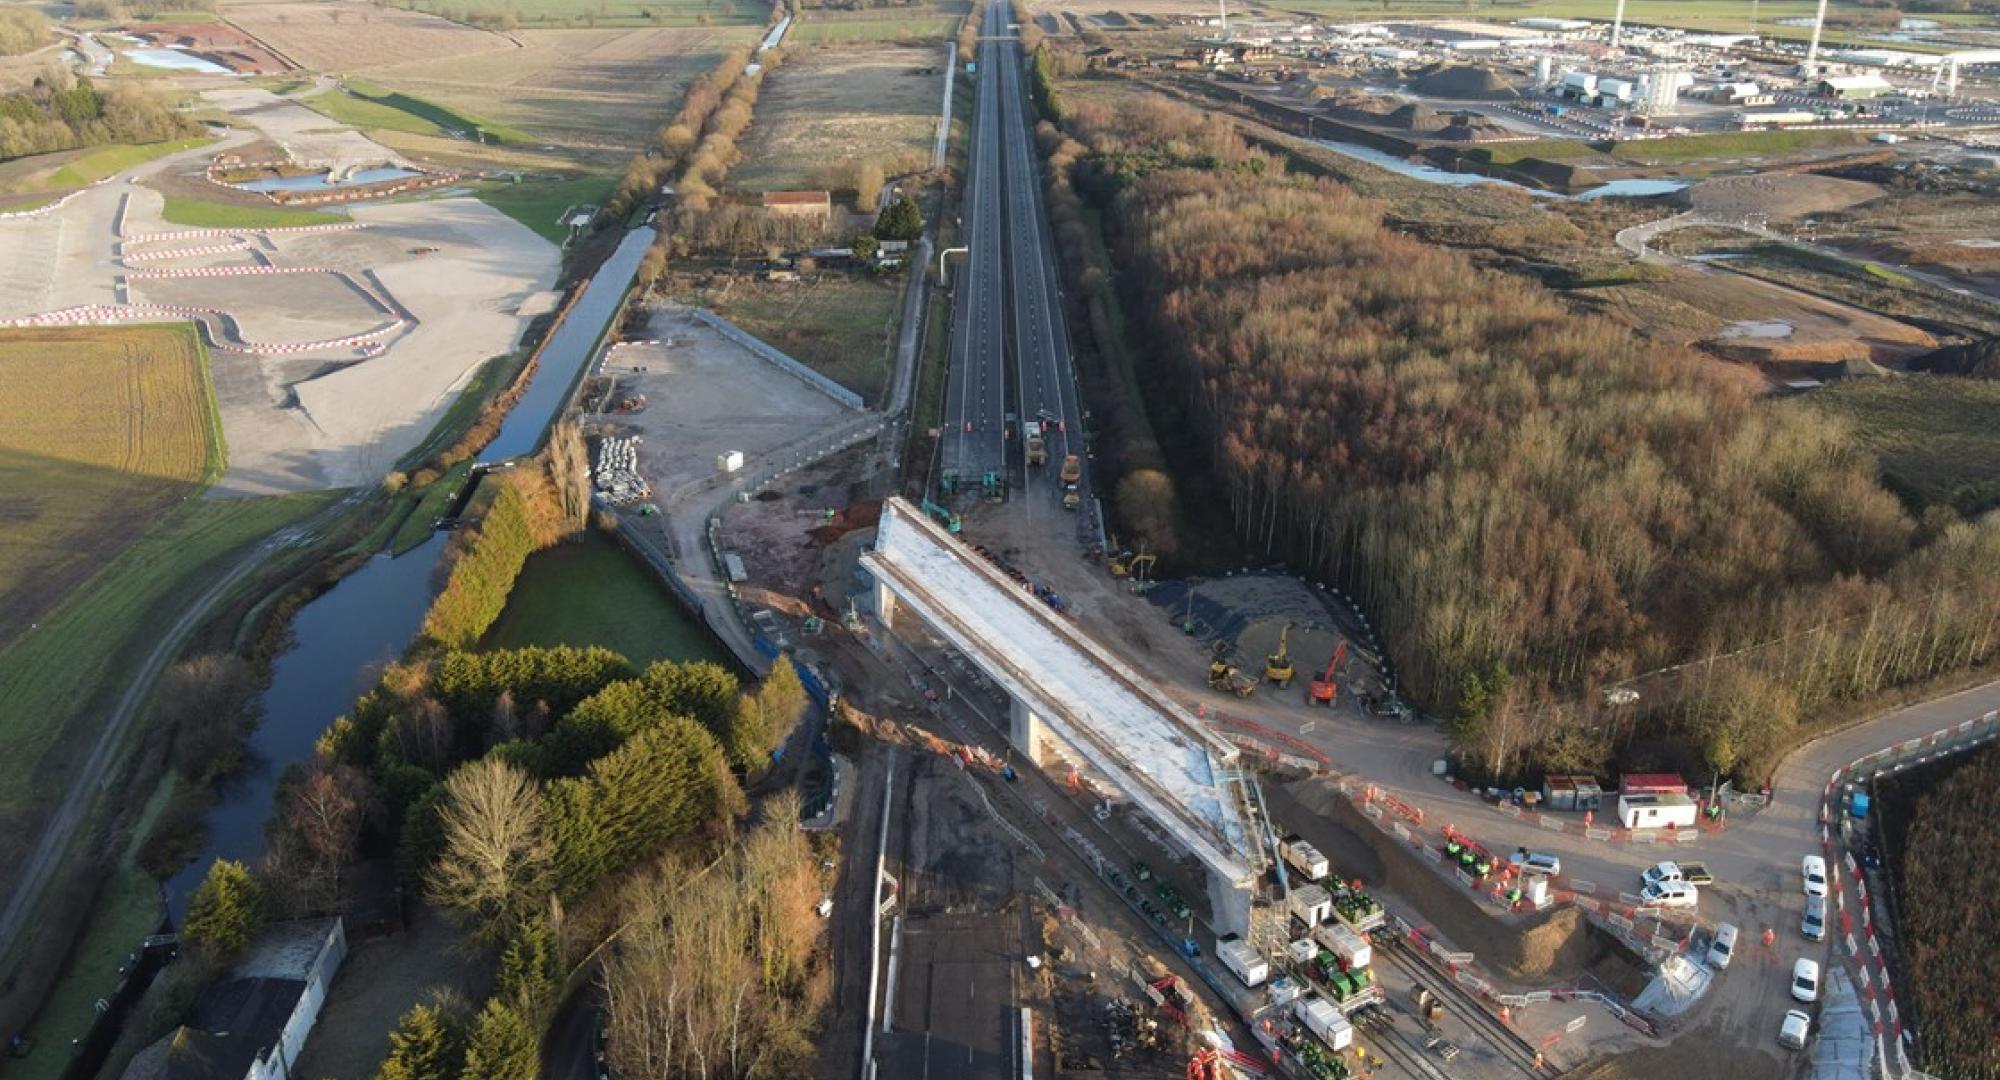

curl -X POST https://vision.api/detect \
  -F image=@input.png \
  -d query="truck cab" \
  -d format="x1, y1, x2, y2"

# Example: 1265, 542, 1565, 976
1023, 420, 1046, 466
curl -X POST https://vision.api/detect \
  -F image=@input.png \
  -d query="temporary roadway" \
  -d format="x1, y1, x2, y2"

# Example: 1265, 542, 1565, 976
863, 497, 1262, 934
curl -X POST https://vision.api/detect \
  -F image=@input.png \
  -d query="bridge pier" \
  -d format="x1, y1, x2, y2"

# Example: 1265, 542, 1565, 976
1208, 876, 1254, 940
872, 576, 898, 628
1009, 697, 1048, 767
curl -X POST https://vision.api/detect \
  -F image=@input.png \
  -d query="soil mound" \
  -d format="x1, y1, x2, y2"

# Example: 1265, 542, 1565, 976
1409, 63, 1518, 101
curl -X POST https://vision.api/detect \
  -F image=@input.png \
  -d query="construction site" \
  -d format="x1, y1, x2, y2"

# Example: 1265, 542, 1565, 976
0, 86, 561, 495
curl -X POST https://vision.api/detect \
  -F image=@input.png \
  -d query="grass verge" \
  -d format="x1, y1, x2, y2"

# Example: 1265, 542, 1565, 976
704, 272, 902, 405
391, 461, 474, 555
476, 174, 615, 245
158, 196, 349, 229
482, 529, 726, 666
43, 137, 210, 189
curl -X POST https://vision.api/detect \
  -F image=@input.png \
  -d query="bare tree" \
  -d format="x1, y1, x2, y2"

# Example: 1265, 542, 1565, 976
427, 759, 554, 944
157, 654, 259, 783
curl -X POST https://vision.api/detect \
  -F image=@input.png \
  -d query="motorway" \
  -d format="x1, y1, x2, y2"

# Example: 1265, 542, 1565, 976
942, 8, 1009, 495
942, 6, 1089, 520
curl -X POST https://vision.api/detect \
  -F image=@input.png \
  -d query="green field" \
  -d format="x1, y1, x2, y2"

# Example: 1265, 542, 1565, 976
483, 530, 727, 666
477, 174, 617, 244
1800, 375, 2000, 515
306, 82, 532, 146
706, 273, 902, 404
159, 195, 349, 229
0, 325, 223, 652
786, 15, 956, 43
0, 491, 338, 832
399, 0, 765, 26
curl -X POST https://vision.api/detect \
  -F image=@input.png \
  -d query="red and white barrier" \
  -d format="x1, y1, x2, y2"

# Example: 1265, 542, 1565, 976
123, 241, 253, 263
127, 264, 333, 280
2, 303, 410, 356
123, 222, 368, 246
0, 189, 87, 221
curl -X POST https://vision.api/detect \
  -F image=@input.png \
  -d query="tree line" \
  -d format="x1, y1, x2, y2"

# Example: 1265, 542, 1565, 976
0, 71, 200, 163
1042, 92, 2000, 782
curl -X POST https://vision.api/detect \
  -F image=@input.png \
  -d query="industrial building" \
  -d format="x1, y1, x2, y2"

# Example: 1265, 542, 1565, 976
119, 919, 347, 1080
1817, 73, 1894, 99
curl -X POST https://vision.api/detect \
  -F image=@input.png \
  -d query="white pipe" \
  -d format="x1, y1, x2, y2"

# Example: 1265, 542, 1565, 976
858, 753, 897, 1078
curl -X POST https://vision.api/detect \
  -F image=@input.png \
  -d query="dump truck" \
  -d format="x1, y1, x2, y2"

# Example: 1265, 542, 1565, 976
1207, 660, 1255, 698
1060, 454, 1082, 510
1024, 421, 1046, 466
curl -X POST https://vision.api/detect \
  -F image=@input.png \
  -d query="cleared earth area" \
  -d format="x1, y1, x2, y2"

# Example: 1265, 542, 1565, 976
223, 0, 508, 70
363, 27, 753, 150
0, 324, 220, 649
731, 43, 946, 192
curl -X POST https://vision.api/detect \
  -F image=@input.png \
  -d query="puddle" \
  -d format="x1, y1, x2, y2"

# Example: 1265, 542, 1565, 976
1721, 319, 1795, 339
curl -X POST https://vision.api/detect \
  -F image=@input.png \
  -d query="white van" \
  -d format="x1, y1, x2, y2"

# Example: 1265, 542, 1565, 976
1707, 923, 1738, 970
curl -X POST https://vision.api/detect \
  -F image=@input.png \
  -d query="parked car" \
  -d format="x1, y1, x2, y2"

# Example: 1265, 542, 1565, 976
1802, 895, 1826, 942
1791, 958, 1821, 1003
1802, 855, 1829, 898
1779, 1009, 1813, 1050
1509, 850, 1562, 877
1640, 881, 1699, 909
1641, 861, 1684, 888
1708, 922, 1739, 970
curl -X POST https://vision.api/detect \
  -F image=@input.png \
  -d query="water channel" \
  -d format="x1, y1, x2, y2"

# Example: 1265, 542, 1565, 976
164, 226, 659, 917
1308, 137, 1690, 201
231, 166, 422, 194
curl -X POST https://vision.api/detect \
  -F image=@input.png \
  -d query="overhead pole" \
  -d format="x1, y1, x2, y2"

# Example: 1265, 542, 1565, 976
1610, 0, 1628, 48
1804, 0, 1829, 71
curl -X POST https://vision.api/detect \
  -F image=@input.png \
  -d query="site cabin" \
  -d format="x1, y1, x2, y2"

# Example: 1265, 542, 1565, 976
1540, 774, 1604, 811
1281, 836, 1330, 882
1618, 792, 1697, 830
1216, 936, 1269, 988
1288, 883, 1332, 929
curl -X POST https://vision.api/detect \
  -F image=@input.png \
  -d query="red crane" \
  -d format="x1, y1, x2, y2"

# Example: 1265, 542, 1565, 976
1308, 642, 1348, 707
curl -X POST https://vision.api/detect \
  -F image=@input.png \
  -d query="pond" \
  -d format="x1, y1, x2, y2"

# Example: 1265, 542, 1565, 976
231, 165, 422, 193
125, 47, 233, 75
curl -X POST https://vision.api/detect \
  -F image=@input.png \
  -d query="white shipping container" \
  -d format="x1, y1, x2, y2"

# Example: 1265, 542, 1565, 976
1313, 922, 1372, 970
1267, 976, 1302, 1008
723, 553, 749, 583
717, 450, 745, 473
1294, 996, 1353, 1052
1287, 938, 1318, 965
1216, 938, 1268, 988
1283, 839, 1330, 881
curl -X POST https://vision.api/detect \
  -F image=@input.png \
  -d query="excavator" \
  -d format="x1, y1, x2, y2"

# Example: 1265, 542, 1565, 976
1264, 623, 1295, 687
1108, 549, 1157, 581
1308, 641, 1348, 707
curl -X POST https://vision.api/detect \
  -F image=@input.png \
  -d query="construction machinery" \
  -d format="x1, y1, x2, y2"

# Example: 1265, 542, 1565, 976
1208, 648, 1256, 697
1308, 641, 1348, 707
1108, 549, 1157, 581
1265, 623, 1295, 687
1024, 420, 1047, 466
920, 499, 962, 534
1060, 453, 1082, 510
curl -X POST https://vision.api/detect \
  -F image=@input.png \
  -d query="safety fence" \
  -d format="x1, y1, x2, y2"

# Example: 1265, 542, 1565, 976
1817, 707, 2000, 1074
122, 241, 254, 263
124, 222, 367, 246
691, 307, 865, 410
0, 302, 410, 355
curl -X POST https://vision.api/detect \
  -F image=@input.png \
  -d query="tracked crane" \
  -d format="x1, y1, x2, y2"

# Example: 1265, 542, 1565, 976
1308, 641, 1348, 707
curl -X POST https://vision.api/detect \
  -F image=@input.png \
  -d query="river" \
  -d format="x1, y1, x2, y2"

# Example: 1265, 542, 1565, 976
165, 226, 657, 917
1308, 137, 1689, 201
484, 227, 657, 461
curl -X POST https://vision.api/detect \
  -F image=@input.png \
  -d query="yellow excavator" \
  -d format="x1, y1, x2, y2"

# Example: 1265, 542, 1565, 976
1108, 550, 1157, 580
1265, 623, 1295, 687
